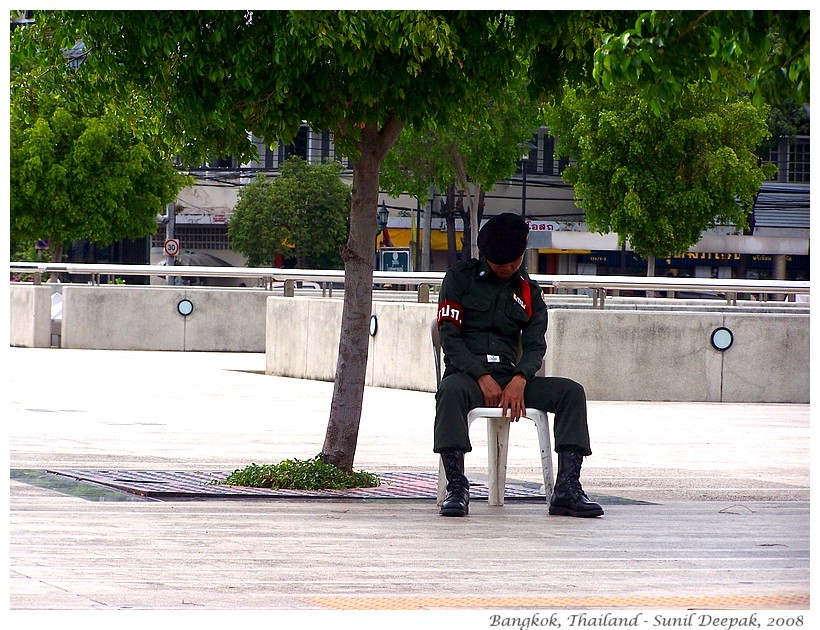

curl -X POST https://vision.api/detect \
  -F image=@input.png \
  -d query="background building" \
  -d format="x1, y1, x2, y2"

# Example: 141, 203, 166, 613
148, 124, 809, 281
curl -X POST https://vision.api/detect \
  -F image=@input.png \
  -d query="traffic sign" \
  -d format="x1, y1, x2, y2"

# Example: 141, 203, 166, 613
164, 238, 180, 257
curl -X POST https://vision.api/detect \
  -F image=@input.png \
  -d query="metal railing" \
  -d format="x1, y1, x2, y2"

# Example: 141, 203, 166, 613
9, 261, 810, 308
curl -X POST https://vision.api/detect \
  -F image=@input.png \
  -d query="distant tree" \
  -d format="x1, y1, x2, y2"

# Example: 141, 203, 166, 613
228, 157, 350, 268
545, 83, 776, 267
10, 100, 188, 268
380, 77, 545, 261
10, 20, 188, 268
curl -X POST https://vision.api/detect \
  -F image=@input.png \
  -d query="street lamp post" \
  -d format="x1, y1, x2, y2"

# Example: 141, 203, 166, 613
517, 141, 537, 271
517, 141, 536, 218
378, 201, 390, 232
375, 201, 389, 270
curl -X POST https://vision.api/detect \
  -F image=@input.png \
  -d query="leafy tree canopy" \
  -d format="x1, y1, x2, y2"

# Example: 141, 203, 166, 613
10, 18, 190, 259
380, 77, 544, 203
228, 157, 350, 268
590, 10, 810, 114
29, 10, 528, 164
546, 83, 776, 258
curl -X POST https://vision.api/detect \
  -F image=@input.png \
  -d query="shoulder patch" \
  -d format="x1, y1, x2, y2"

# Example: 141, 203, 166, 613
517, 277, 532, 317
437, 300, 463, 328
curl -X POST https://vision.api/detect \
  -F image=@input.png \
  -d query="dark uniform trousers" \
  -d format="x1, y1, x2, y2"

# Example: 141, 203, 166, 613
434, 363, 592, 457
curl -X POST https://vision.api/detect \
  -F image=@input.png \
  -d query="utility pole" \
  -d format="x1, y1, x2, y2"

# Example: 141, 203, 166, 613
422, 184, 435, 272
165, 201, 176, 285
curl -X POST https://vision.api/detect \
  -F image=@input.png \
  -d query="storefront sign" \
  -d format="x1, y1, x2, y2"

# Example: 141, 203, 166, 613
527, 221, 559, 232
380, 248, 412, 272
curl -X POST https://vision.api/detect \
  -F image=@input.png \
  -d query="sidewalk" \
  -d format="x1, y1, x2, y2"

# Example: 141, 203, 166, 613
8, 347, 811, 615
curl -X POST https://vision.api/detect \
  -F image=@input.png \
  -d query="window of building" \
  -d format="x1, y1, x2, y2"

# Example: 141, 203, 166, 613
789, 137, 810, 183
541, 131, 570, 176
763, 136, 810, 183
278, 124, 309, 162
209, 156, 236, 169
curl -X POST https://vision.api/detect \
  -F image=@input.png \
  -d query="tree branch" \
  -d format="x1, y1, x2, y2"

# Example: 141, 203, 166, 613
675, 11, 713, 44
375, 115, 405, 162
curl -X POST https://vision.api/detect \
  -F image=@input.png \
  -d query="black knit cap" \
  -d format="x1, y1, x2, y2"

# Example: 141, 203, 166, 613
477, 213, 529, 264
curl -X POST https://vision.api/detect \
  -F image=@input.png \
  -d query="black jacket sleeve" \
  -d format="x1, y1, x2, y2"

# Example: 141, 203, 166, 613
437, 265, 489, 381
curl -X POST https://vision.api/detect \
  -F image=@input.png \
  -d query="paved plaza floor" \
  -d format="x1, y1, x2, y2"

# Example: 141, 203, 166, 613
7, 347, 812, 625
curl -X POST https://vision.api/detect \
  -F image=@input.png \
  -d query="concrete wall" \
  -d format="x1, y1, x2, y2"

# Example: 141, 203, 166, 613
59, 285, 276, 352
545, 309, 809, 403
265, 297, 809, 403
266, 297, 342, 381
367, 302, 439, 391
9, 284, 52, 348
265, 298, 438, 391
9, 285, 809, 402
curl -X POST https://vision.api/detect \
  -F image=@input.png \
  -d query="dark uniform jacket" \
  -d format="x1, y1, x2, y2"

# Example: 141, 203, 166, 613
436, 258, 547, 382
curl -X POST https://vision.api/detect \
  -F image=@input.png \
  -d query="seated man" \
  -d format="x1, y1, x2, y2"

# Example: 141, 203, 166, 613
434, 212, 603, 518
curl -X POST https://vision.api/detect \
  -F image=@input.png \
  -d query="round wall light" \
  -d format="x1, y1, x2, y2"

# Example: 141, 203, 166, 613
369, 314, 378, 337
710, 327, 734, 351
177, 298, 194, 317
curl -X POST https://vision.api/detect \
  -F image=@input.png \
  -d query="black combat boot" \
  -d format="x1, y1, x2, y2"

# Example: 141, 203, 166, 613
549, 451, 604, 518
440, 450, 470, 517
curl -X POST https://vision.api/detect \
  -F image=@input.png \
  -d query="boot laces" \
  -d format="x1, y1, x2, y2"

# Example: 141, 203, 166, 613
567, 477, 589, 500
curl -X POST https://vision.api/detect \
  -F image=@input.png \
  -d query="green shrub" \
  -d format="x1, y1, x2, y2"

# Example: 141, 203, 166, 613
215, 454, 380, 490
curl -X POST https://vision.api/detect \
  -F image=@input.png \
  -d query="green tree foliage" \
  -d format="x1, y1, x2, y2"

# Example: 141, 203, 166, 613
228, 157, 350, 268
591, 10, 810, 114
546, 83, 776, 259
10, 103, 188, 261
10, 20, 188, 263
381, 77, 545, 259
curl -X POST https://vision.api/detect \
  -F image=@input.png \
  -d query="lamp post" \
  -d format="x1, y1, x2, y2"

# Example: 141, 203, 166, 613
378, 201, 390, 232
517, 141, 537, 271
376, 201, 389, 270
517, 141, 536, 218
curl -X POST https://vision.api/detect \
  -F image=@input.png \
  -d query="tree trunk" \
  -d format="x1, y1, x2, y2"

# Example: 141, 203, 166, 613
322, 120, 403, 471
646, 254, 656, 298
443, 184, 458, 269
422, 185, 435, 272
48, 241, 63, 283
458, 186, 485, 261
450, 147, 483, 260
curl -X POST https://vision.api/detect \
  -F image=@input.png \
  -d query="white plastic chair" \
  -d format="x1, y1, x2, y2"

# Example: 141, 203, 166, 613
431, 319, 555, 506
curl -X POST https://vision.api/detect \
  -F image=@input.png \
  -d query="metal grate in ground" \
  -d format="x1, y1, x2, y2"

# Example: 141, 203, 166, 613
45, 469, 548, 501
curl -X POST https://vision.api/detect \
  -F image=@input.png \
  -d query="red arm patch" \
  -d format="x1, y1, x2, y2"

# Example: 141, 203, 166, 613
519, 278, 532, 317
437, 300, 463, 328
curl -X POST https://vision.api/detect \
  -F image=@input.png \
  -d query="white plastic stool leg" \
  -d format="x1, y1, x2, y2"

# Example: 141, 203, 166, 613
487, 416, 511, 506
530, 410, 555, 500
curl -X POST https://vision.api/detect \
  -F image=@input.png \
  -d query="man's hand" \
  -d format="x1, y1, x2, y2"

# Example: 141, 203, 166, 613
477, 374, 503, 408
499, 374, 527, 421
